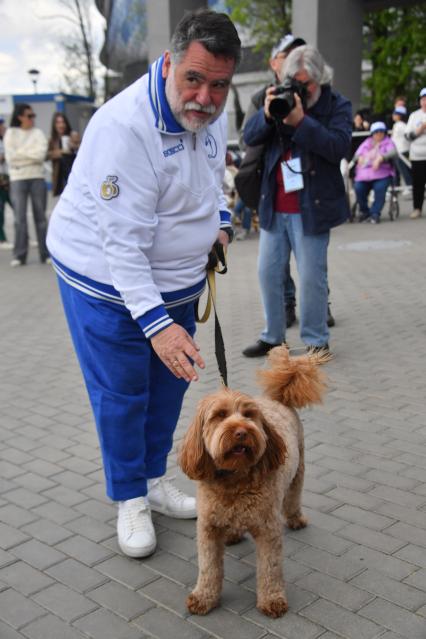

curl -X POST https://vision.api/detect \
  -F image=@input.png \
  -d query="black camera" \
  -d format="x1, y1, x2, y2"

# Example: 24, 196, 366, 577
269, 78, 309, 119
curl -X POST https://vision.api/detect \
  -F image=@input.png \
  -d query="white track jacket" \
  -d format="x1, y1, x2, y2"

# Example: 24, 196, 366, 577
47, 56, 231, 338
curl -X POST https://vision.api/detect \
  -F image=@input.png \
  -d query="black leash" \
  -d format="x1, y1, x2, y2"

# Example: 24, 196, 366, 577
195, 241, 228, 387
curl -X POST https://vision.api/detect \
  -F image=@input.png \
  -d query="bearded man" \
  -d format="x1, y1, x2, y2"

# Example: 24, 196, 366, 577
47, 10, 241, 558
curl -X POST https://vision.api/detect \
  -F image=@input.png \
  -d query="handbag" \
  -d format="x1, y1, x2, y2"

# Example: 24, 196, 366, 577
234, 143, 264, 210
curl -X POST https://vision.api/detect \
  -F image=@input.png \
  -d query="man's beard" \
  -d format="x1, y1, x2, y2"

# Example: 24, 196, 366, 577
165, 71, 225, 133
307, 85, 321, 109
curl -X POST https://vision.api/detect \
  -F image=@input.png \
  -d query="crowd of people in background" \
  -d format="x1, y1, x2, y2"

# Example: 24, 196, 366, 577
0, 106, 79, 265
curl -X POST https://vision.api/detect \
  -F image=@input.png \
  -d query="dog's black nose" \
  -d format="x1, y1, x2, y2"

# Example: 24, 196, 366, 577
235, 429, 247, 440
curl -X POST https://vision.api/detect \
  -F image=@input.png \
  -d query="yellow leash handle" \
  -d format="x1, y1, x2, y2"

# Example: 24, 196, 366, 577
195, 242, 227, 324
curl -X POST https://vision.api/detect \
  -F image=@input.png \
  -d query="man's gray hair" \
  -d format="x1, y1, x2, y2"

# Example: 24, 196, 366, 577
280, 45, 333, 85
170, 9, 241, 65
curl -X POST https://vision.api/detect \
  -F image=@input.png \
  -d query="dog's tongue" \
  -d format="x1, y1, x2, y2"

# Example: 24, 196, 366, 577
232, 445, 246, 455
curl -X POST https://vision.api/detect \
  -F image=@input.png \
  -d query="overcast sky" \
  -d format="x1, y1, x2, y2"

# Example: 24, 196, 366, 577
0, 0, 106, 95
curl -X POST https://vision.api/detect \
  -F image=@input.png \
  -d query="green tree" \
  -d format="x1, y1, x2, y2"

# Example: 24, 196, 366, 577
364, 4, 426, 113
226, 0, 291, 58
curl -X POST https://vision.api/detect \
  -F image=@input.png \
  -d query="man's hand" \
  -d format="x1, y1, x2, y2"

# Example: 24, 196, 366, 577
218, 229, 230, 248
264, 86, 278, 120
283, 93, 305, 128
151, 323, 205, 382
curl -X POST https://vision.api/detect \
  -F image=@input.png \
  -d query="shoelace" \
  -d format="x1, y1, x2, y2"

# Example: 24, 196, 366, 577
153, 476, 189, 504
122, 499, 151, 534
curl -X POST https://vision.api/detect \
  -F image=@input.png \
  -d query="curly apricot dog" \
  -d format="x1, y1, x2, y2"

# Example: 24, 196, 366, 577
179, 346, 326, 618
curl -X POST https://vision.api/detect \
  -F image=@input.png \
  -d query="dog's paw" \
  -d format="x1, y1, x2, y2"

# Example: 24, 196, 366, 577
286, 514, 308, 530
186, 592, 217, 615
257, 595, 288, 618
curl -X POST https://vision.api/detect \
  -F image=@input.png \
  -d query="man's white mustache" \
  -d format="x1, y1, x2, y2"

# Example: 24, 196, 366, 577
184, 101, 216, 114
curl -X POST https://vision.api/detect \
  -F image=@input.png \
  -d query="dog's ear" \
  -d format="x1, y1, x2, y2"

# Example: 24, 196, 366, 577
259, 415, 287, 473
179, 398, 216, 480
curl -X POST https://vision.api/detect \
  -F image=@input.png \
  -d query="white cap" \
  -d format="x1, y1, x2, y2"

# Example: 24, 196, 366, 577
393, 106, 407, 115
370, 121, 387, 134
419, 87, 426, 98
270, 34, 306, 59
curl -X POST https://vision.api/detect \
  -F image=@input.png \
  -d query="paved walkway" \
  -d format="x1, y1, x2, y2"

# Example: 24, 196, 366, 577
0, 198, 426, 639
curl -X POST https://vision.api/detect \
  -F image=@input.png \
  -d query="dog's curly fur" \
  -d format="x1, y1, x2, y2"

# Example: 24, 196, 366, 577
179, 346, 326, 618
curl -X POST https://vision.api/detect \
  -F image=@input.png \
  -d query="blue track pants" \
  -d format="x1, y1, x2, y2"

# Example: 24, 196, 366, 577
57, 277, 195, 501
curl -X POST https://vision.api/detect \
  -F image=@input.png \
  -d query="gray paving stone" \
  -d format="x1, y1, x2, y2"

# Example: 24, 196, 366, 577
328, 504, 396, 532
243, 608, 324, 639
0, 504, 40, 527
10, 539, 66, 570
21, 518, 74, 545
141, 576, 191, 617
0, 522, 30, 549
65, 515, 115, 543
394, 543, 426, 569
88, 581, 154, 621
404, 568, 426, 592
350, 568, 426, 611
0, 588, 45, 629
33, 583, 99, 621
369, 485, 426, 509
73, 607, 145, 638
295, 571, 373, 612
134, 607, 207, 639
386, 521, 426, 549
41, 485, 89, 508
31, 501, 81, 525
156, 530, 198, 560
21, 613, 87, 639
0, 561, 54, 596
95, 555, 160, 589
141, 551, 199, 586
286, 525, 353, 556
55, 534, 115, 566
46, 558, 109, 593
301, 598, 381, 639
325, 487, 383, 511
291, 547, 363, 581
359, 597, 426, 639
337, 524, 406, 554
189, 606, 266, 639
0, 619, 24, 639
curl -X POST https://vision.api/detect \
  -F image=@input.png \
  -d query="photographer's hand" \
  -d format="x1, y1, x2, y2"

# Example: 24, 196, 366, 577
264, 86, 278, 120
283, 93, 304, 128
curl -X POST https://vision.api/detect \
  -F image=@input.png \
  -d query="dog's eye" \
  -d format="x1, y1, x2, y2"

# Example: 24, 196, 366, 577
242, 410, 257, 419
213, 409, 228, 419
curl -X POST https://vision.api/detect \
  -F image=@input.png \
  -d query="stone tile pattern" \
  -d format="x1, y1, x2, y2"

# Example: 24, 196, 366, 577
0, 198, 425, 637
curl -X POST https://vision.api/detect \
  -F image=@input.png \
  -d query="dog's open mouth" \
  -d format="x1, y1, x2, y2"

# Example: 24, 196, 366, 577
227, 444, 251, 457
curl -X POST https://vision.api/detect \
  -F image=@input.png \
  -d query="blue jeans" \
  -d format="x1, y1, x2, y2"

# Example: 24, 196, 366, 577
234, 198, 252, 231
354, 177, 392, 219
258, 213, 329, 347
9, 178, 48, 262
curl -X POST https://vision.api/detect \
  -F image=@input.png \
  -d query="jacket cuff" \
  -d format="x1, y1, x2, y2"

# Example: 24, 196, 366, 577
220, 210, 232, 228
137, 304, 174, 339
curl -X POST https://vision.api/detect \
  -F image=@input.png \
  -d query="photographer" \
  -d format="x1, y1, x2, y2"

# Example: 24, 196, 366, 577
242, 45, 352, 359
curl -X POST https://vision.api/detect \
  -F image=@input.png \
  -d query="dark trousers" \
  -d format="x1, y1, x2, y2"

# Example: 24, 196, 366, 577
9, 178, 49, 262
411, 160, 426, 211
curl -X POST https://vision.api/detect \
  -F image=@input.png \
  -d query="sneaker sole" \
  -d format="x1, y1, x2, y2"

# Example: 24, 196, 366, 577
118, 538, 157, 558
149, 504, 197, 519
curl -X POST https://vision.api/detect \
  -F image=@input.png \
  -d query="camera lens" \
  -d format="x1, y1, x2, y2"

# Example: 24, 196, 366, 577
269, 92, 295, 119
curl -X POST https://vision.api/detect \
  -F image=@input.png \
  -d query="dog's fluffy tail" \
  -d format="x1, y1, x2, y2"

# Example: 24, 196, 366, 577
257, 346, 326, 409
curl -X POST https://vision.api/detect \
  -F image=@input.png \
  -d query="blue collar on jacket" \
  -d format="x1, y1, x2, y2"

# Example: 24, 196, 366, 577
148, 55, 185, 134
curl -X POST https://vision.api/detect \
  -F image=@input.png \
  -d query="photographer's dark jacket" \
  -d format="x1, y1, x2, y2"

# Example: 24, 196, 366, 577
244, 85, 352, 235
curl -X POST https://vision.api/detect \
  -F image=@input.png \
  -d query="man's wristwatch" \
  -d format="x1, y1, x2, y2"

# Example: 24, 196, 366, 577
222, 226, 234, 243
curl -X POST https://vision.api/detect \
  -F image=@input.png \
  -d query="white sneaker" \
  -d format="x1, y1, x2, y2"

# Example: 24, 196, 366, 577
0, 241, 13, 250
10, 258, 24, 267
148, 477, 197, 519
117, 496, 156, 557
